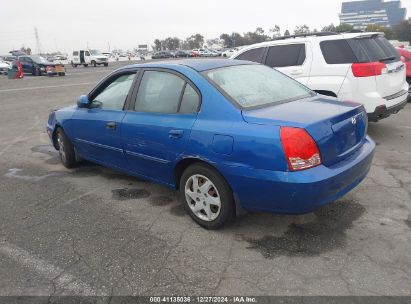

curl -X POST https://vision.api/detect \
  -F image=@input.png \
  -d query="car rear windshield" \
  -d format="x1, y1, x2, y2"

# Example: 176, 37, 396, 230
348, 36, 400, 63
204, 64, 314, 109
321, 35, 400, 64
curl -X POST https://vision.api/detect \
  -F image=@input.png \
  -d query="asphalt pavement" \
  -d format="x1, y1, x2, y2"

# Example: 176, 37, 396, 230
0, 60, 410, 297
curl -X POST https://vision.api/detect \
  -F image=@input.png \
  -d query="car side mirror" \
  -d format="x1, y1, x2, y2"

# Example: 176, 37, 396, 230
77, 95, 90, 108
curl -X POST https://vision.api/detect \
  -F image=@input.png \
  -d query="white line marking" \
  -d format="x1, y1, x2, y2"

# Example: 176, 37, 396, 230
5, 168, 64, 182
0, 82, 95, 93
0, 242, 99, 295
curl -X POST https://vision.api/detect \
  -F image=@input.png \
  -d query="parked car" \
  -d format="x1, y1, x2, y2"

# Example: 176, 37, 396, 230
1, 55, 16, 63
71, 49, 109, 67
201, 50, 215, 57
174, 50, 191, 58
231, 32, 409, 122
210, 50, 222, 57
46, 59, 375, 229
222, 49, 237, 57
0, 60, 11, 75
397, 47, 411, 84
18, 55, 65, 76
190, 50, 201, 57
151, 51, 173, 59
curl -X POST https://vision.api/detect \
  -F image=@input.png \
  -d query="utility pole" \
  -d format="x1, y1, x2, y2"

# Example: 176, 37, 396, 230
34, 26, 42, 55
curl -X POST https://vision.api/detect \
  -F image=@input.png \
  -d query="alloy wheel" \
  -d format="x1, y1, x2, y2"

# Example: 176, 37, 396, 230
185, 174, 221, 222
57, 133, 66, 163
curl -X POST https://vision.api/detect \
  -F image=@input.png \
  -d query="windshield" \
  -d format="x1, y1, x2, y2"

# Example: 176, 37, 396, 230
31, 55, 47, 63
90, 50, 102, 55
204, 64, 314, 109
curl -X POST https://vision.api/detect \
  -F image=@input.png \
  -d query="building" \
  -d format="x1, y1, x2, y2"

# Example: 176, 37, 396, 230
339, 0, 407, 30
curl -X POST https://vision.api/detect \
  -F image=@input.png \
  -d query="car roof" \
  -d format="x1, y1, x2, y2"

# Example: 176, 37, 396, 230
119, 59, 255, 72
231, 32, 384, 54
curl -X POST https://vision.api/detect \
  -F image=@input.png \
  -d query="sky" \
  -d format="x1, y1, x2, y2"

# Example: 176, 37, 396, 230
1, 0, 410, 54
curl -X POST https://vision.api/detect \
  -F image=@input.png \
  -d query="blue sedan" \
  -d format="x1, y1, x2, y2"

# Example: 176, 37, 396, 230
47, 59, 375, 229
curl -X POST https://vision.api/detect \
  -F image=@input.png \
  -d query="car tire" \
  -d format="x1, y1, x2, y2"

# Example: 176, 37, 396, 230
180, 163, 234, 229
91, 61, 96, 67
104, 63, 108, 67
55, 128, 77, 168
58, 72, 65, 76
33, 67, 41, 76
84, 64, 88, 67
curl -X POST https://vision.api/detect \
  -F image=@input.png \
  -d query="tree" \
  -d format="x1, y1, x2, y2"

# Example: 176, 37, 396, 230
153, 39, 162, 51
206, 38, 220, 48
220, 33, 233, 48
243, 28, 269, 45
163, 37, 180, 50
269, 25, 281, 38
322, 24, 336, 32
294, 25, 310, 35
365, 24, 394, 40
255, 27, 265, 35
183, 34, 204, 49
335, 23, 354, 32
284, 30, 290, 36
20, 46, 32, 55
394, 20, 411, 42
193, 34, 204, 48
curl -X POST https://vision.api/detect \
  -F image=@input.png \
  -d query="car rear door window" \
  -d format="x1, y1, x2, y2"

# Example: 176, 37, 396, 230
179, 84, 200, 113
265, 44, 306, 67
73, 51, 79, 56
235, 47, 265, 63
135, 71, 185, 113
320, 40, 358, 64
92, 73, 135, 110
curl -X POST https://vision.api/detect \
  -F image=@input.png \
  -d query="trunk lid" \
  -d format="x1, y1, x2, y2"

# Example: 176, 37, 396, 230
242, 96, 367, 166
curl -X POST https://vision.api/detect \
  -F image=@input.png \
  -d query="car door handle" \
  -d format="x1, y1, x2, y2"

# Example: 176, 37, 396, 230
169, 129, 184, 138
106, 122, 116, 130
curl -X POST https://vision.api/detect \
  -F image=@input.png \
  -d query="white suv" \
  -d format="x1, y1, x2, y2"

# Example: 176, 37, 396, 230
230, 32, 409, 121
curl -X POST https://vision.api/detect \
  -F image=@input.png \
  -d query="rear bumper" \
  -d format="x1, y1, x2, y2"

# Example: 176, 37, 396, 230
221, 136, 375, 214
368, 98, 408, 122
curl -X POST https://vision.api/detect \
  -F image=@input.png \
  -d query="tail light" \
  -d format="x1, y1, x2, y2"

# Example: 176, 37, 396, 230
46, 66, 53, 71
280, 127, 322, 172
351, 62, 387, 77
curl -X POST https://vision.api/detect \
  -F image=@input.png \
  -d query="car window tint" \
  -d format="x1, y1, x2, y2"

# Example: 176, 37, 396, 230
348, 36, 400, 63
235, 47, 265, 63
179, 84, 200, 113
73, 51, 78, 56
135, 71, 185, 113
320, 40, 358, 64
265, 44, 305, 67
85, 51, 90, 56
93, 73, 135, 110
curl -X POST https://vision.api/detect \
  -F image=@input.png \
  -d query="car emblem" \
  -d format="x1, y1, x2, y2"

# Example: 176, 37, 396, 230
352, 117, 357, 124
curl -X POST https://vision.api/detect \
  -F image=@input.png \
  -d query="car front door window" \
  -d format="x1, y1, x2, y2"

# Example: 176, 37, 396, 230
92, 74, 135, 110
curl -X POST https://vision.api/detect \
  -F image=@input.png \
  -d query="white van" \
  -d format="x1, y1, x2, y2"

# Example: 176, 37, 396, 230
71, 50, 109, 67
